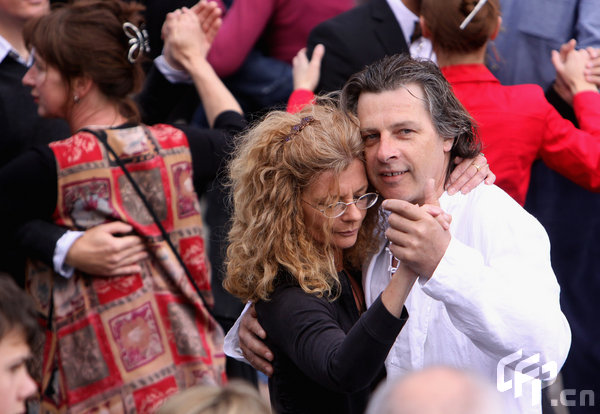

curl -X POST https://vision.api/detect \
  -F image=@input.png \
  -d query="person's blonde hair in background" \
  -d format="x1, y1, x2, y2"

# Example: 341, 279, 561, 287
365, 366, 505, 414
157, 380, 272, 414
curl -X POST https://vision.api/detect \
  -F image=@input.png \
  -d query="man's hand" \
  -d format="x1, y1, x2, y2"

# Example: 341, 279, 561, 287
65, 222, 147, 276
239, 304, 274, 377
384, 180, 451, 279
446, 152, 495, 195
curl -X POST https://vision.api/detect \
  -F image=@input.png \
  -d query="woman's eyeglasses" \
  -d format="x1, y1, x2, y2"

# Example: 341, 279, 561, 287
302, 193, 379, 218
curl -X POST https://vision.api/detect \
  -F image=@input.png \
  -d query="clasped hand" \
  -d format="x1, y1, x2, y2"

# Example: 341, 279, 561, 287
383, 179, 451, 280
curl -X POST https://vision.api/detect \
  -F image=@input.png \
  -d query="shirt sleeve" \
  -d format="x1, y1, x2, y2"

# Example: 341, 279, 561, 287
257, 285, 407, 393
223, 301, 253, 362
420, 187, 571, 378
153, 55, 193, 84
539, 90, 600, 191
53, 230, 84, 278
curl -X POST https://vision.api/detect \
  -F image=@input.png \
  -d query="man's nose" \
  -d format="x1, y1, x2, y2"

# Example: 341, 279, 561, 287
377, 132, 398, 163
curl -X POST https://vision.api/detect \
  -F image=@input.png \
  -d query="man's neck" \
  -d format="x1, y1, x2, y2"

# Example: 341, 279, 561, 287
401, 0, 420, 15
0, 14, 27, 58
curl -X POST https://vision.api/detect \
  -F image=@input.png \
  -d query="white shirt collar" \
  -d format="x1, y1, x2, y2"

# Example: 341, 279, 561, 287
385, 0, 418, 48
0, 34, 30, 66
385, 0, 436, 61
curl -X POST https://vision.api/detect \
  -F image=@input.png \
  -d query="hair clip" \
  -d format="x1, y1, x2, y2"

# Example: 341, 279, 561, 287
284, 116, 315, 142
459, 0, 488, 30
123, 22, 150, 64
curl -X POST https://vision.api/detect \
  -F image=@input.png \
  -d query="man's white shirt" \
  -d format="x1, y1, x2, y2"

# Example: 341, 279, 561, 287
364, 184, 571, 414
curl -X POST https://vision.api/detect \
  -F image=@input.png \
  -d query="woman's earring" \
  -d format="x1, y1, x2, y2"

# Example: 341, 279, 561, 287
73, 95, 80, 104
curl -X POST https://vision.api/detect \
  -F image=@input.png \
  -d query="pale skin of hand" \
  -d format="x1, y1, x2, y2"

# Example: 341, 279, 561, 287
553, 45, 598, 94
65, 221, 148, 276
161, 3, 241, 126
161, 1, 222, 71
238, 303, 274, 376
383, 179, 451, 279
557, 39, 600, 87
584, 46, 600, 85
446, 153, 495, 195
552, 39, 600, 105
292, 44, 325, 91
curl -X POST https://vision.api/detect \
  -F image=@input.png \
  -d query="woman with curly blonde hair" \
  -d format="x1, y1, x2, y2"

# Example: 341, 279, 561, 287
224, 99, 417, 414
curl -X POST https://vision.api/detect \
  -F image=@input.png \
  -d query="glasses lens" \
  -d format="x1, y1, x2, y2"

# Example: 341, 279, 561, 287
324, 202, 347, 218
356, 193, 378, 209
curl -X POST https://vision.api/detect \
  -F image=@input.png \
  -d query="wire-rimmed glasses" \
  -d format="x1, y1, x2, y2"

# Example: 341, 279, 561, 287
302, 192, 379, 218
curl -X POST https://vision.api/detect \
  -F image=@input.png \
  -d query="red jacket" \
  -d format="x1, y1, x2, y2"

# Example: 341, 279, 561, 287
442, 64, 600, 205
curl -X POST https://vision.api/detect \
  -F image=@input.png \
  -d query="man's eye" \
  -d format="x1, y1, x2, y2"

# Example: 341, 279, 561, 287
361, 133, 378, 140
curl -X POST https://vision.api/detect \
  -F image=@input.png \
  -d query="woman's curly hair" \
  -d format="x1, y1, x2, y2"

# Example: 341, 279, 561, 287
224, 98, 383, 303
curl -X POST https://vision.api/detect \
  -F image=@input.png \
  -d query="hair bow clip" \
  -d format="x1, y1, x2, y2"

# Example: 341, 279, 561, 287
459, 0, 488, 30
284, 116, 315, 142
123, 22, 150, 64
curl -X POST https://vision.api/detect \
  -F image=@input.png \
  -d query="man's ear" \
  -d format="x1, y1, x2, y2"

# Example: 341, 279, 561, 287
490, 16, 502, 40
443, 137, 454, 153
420, 16, 432, 39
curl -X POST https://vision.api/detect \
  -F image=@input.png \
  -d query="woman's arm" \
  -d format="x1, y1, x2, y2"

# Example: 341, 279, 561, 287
256, 268, 413, 393
162, 5, 242, 127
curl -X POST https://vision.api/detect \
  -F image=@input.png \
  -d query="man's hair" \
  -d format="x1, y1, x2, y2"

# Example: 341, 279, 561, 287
0, 273, 39, 347
341, 54, 481, 178
365, 366, 505, 414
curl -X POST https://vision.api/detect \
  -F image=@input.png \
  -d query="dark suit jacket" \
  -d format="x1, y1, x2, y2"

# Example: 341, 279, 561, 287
306, 0, 408, 93
0, 54, 71, 283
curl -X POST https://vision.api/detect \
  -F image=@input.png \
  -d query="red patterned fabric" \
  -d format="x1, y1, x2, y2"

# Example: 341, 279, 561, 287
26, 124, 226, 413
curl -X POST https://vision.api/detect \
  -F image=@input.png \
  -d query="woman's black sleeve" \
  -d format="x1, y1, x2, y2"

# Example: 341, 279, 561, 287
0, 145, 58, 232
178, 110, 246, 195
